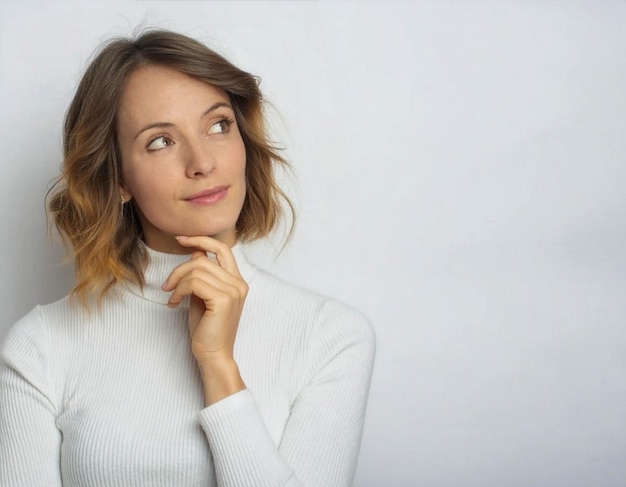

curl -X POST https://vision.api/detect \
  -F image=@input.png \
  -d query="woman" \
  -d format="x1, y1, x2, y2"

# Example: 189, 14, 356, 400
0, 30, 375, 486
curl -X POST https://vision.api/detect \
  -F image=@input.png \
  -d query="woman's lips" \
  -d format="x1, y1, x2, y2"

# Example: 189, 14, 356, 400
185, 186, 229, 205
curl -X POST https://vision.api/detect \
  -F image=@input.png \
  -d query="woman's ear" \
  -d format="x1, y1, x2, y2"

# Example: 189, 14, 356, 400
120, 185, 133, 204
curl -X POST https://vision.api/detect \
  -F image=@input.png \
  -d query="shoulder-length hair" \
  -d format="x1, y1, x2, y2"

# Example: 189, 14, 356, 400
47, 29, 294, 307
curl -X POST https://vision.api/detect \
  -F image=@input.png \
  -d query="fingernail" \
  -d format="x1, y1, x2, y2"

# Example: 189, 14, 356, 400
161, 278, 169, 290
175, 236, 189, 240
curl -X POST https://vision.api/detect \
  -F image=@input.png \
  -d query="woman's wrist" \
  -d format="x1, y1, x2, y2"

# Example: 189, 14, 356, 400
198, 356, 246, 406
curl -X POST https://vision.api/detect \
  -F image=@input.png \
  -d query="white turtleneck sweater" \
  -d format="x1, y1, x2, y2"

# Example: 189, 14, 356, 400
0, 244, 375, 487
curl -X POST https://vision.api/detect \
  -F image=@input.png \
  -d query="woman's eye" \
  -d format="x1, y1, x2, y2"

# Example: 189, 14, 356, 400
147, 136, 172, 151
208, 119, 233, 135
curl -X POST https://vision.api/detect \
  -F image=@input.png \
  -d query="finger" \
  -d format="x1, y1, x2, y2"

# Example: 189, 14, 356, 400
167, 269, 244, 308
164, 263, 245, 300
162, 255, 245, 292
175, 236, 240, 277
191, 249, 209, 261
190, 249, 220, 265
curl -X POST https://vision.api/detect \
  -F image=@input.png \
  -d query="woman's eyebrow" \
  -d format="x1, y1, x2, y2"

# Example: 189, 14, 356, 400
201, 101, 232, 117
133, 122, 175, 140
133, 101, 233, 140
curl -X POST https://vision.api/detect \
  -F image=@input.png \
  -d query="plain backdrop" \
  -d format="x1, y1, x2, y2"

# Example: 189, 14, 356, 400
1, 1, 625, 486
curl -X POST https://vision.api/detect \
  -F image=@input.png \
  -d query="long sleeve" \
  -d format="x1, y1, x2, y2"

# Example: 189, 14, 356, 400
0, 308, 62, 487
198, 300, 376, 487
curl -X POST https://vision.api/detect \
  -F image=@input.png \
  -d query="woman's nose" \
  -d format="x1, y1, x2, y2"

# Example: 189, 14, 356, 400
185, 139, 216, 178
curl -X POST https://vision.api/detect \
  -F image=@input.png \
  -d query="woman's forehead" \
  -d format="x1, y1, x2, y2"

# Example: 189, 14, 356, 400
117, 65, 231, 128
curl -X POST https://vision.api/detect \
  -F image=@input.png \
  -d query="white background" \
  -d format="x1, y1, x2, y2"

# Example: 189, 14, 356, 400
1, 1, 625, 486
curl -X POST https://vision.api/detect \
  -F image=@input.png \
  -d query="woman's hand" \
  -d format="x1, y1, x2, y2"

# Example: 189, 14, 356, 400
162, 235, 248, 404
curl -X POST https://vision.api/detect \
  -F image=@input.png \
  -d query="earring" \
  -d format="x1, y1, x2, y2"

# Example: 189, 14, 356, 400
121, 195, 126, 207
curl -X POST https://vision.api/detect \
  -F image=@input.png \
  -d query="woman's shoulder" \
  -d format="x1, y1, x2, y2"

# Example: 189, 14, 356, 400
242, 268, 375, 382
1, 304, 54, 372
3, 296, 82, 353
250, 267, 375, 344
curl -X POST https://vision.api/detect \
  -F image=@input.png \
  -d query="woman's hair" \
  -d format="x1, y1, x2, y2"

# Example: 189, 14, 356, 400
47, 29, 294, 306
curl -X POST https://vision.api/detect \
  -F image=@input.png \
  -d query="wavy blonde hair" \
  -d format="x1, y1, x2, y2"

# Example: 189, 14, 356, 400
47, 30, 294, 307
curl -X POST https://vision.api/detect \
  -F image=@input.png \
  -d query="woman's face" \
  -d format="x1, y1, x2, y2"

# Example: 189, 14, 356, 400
117, 64, 247, 253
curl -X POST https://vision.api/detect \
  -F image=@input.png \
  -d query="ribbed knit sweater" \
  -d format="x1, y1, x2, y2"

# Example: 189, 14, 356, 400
0, 244, 375, 486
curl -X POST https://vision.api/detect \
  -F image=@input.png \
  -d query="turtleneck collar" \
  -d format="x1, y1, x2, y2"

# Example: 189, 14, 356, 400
122, 241, 257, 307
